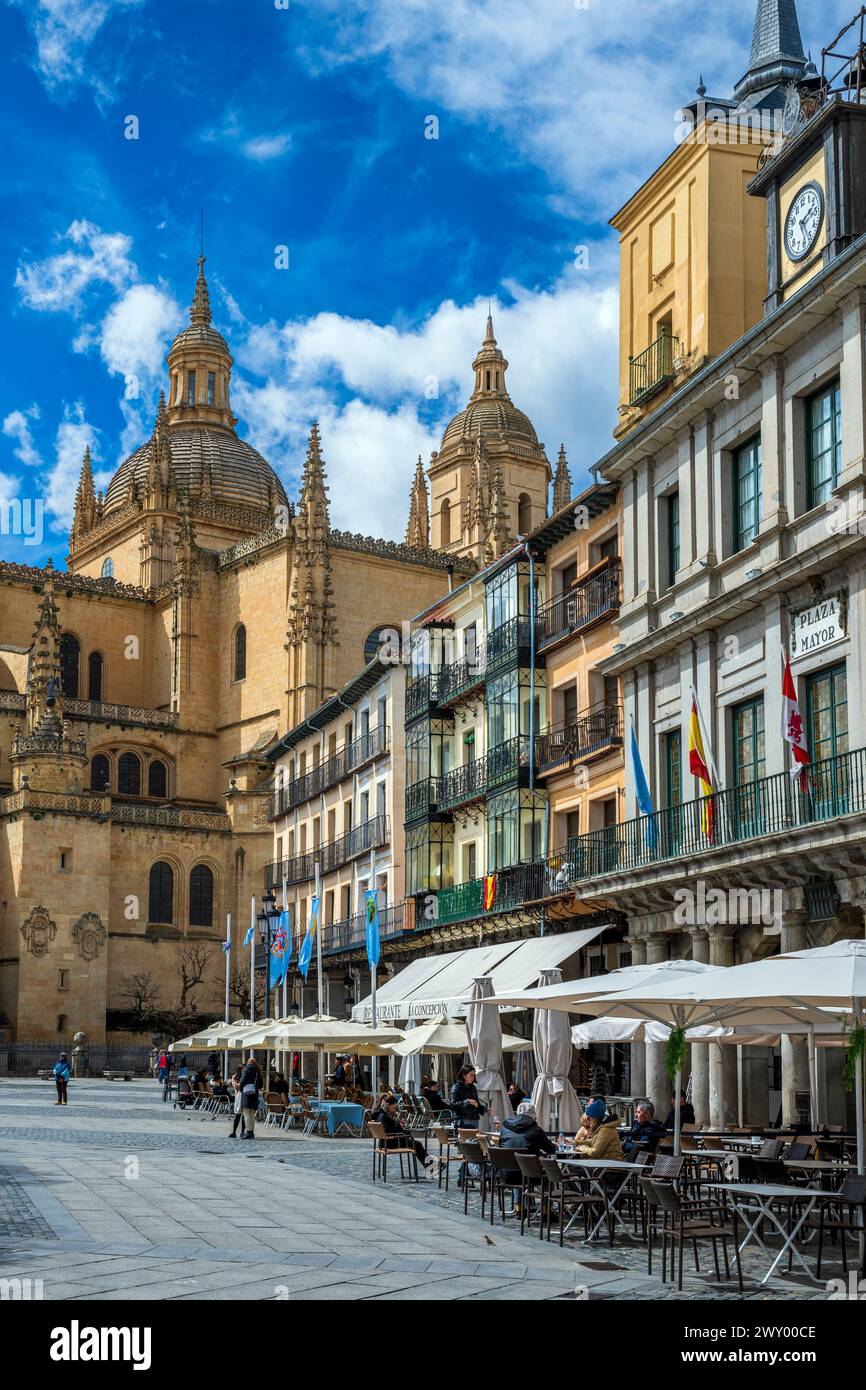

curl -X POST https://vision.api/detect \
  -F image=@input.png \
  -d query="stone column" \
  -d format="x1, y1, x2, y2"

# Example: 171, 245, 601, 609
688, 929, 710, 1126
780, 912, 811, 1126
628, 932, 648, 1098
644, 932, 670, 1116
709, 928, 738, 1127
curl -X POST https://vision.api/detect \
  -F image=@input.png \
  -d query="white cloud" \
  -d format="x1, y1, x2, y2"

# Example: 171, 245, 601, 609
301, 0, 769, 216
242, 133, 292, 162
232, 266, 618, 537
43, 403, 101, 527
16, 220, 136, 314
8, 0, 147, 100
2, 406, 43, 469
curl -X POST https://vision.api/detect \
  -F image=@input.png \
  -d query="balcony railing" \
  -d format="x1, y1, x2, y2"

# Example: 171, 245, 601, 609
422, 844, 576, 928
406, 777, 438, 823
321, 902, 408, 956
566, 746, 866, 880
438, 753, 487, 811
268, 725, 389, 819
486, 734, 528, 789
436, 645, 486, 708
264, 814, 390, 889
536, 560, 621, 652
629, 329, 679, 406
485, 616, 532, 674
406, 673, 438, 724
535, 704, 624, 775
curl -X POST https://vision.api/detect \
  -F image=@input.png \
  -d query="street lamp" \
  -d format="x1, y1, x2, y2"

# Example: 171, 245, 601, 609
342, 970, 355, 1019
256, 887, 281, 1021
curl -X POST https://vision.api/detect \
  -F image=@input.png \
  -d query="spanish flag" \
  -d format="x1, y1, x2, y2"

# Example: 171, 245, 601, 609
483, 874, 496, 911
688, 690, 715, 839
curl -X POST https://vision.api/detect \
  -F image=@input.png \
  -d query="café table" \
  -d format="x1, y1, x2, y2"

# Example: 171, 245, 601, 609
307, 1099, 365, 1136
703, 1180, 854, 1286
559, 1157, 645, 1243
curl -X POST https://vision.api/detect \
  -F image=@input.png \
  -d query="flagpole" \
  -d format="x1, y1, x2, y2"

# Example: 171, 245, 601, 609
315, 860, 324, 1102
281, 875, 289, 1079
369, 848, 378, 1031
249, 895, 256, 1024
223, 911, 231, 1083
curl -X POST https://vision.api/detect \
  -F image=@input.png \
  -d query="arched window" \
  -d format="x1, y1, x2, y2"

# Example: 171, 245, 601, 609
148, 759, 167, 798
234, 623, 247, 681
518, 493, 531, 534
149, 862, 174, 924
101, 558, 114, 579
440, 499, 451, 548
189, 865, 214, 927
88, 651, 103, 701
117, 751, 141, 796
90, 754, 110, 792
59, 634, 80, 698
363, 625, 396, 664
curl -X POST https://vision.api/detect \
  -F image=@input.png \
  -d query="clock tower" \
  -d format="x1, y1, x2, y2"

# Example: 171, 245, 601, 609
748, 10, 866, 312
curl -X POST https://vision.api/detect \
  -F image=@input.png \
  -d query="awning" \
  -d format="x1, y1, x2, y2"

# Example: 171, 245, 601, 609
351, 927, 607, 1022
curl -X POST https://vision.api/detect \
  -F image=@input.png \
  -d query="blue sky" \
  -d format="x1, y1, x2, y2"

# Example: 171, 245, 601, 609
0, 0, 849, 564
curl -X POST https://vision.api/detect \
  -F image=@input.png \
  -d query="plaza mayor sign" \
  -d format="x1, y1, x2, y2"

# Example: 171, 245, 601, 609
789, 592, 847, 658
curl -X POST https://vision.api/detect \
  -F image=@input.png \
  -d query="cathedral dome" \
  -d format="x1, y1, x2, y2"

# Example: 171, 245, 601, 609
437, 314, 543, 457
441, 395, 539, 451
169, 322, 230, 354
104, 426, 287, 515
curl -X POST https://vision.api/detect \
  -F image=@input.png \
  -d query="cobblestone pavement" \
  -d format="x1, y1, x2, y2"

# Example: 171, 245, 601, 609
0, 1079, 844, 1301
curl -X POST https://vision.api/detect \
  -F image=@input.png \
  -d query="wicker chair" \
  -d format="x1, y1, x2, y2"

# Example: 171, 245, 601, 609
641, 1178, 743, 1291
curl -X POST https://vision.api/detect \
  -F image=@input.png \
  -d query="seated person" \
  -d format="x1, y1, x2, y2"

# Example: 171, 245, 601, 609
333, 1058, 347, 1085
191, 1068, 208, 1092
269, 1070, 290, 1099
371, 1095, 437, 1180
622, 1099, 667, 1155
575, 1099, 624, 1160
508, 1082, 526, 1112
420, 1074, 448, 1113
664, 1089, 696, 1131
498, 1102, 556, 1182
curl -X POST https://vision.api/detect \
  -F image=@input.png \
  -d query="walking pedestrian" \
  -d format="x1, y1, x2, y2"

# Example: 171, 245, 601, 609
238, 1055, 263, 1139
207, 1050, 220, 1080
52, 1052, 70, 1106
176, 1052, 189, 1079
157, 1048, 169, 1084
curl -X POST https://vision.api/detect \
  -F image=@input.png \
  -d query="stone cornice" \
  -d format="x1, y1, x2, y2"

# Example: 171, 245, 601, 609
0, 561, 150, 603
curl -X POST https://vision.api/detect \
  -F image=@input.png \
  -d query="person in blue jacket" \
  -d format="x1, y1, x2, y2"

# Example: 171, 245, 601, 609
53, 1053, 70, 1106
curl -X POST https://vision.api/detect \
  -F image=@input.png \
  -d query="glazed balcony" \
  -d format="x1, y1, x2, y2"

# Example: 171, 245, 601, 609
628, 328, 679, 406
535, 560, 621, 653
435, 644, 486, 709
565, 746, 866, 882
535, 704, 624, 777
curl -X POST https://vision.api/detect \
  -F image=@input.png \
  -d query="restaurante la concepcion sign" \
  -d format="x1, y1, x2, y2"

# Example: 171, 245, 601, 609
788, 592, 847, 658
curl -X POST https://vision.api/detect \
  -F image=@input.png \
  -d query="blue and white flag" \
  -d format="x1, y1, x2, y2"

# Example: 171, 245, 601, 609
221, 939, 231, 956
243, 924, 255, 947
298, 897, 319, 980
365, 890, 381, 970
630, 719, 657, 848
269, 912, 289, 990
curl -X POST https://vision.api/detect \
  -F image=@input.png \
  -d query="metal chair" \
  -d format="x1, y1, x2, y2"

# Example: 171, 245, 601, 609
369, 1120, 419, 1184
487, 1146, 524, 1225
457, 1139, 488, 1218
807, 1174, 866, 1278
642, 1178, 743, 1292
514, 1153, 547, 1238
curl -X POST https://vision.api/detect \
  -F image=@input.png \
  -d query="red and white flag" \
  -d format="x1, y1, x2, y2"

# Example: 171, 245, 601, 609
781, 651, 809, 780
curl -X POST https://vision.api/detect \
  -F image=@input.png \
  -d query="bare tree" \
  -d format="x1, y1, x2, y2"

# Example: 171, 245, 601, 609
119, 972, 160, 1020
175, 943, 212, 1013
229, 967, 264, 1018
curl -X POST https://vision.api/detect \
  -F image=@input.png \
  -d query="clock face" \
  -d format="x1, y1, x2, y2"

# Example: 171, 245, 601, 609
784, 181, 825, 263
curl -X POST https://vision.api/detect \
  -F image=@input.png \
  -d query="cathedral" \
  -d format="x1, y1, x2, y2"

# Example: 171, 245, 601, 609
0, 258, 557, 1043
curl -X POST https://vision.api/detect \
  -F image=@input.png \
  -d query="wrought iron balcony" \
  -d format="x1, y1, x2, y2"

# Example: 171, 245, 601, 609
406, 777, 438, 823
438, 754, 487, 811
422, 844, 576, 929
321, 902, 408, 957
535, 704, 624, 776
268, 724, 390, 819
435, 645, 486, 708
629, 329, 679, 406
566, 747, 866, 881
536, 560, 621, 653
486, 734, 529, 790
264, 814, 390, 889
406, 673, 438, 723
485, 616, 533, 675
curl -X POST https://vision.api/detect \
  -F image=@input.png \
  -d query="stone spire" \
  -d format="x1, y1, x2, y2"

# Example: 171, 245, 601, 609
405, 455, 430, 548
295, 421, 331, 552
70, 446, 96, 547
190, 254, 212, 326
12, 562, 88, 791
470, 310, 510, 401
733, 0, 806, 106
552, 444, 573, 513
26, 560, 62, 727
488, 463, 511, 561
287, 423, 337, 716
146, 391, 176, 504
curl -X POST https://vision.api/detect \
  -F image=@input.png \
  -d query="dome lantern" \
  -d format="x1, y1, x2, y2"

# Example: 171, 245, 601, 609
166, 256, 236, 433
